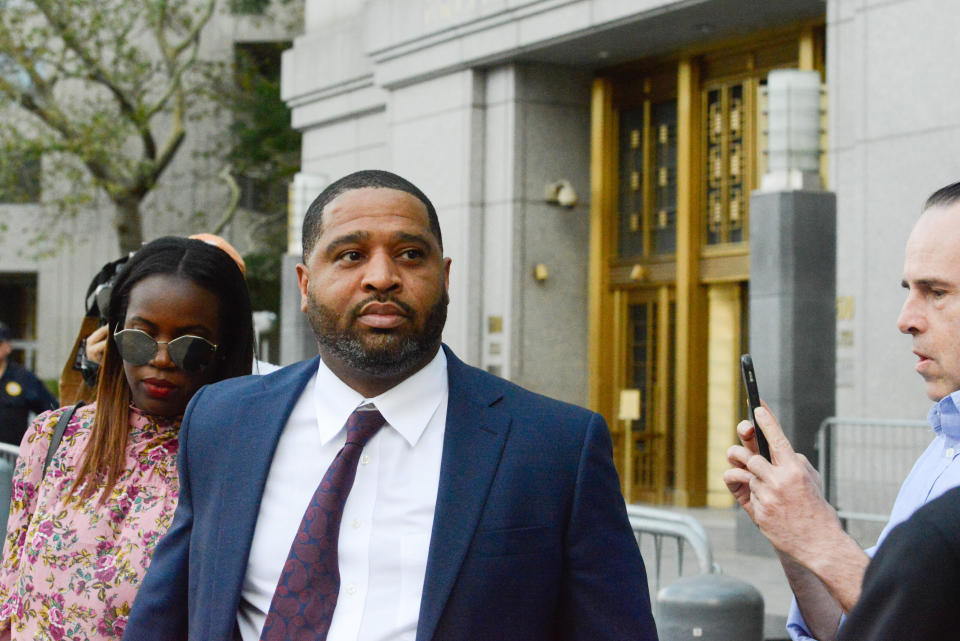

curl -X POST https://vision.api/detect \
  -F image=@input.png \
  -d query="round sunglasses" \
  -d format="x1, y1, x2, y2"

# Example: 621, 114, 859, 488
113, 328, 218, 373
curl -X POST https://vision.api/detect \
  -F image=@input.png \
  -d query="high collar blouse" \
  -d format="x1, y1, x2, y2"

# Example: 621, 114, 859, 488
0, 402, 180, 640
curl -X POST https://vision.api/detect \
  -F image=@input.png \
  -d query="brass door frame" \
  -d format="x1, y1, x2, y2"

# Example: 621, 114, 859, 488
612, 287, 675, 503
589, 26, 824, 506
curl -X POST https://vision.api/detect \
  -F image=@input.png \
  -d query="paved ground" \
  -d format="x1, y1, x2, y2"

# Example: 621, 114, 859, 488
641, 505, 795, 641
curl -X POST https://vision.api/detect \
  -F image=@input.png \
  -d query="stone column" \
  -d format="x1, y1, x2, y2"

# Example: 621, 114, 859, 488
737, 190, 837, 555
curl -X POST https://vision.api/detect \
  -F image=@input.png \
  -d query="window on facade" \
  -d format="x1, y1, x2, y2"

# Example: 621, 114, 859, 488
617, 98, 679, 259
228, 0, 271, 15
231, 41, 298, 217
652, 102, 678, 253
704, 82, 747, 246
237, 173, 288, 214
0, 272, 39, 369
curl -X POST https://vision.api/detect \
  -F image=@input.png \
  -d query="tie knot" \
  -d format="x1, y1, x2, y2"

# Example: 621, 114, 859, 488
345, 408, 385, 447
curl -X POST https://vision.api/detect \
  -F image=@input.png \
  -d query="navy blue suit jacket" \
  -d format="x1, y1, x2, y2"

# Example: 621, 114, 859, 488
123, 347, 657, 640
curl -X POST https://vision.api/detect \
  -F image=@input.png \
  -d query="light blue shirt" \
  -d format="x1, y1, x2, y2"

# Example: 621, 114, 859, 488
787, 390, 960, 640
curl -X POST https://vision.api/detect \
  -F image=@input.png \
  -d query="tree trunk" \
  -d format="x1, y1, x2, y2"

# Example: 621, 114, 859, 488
114, 197, 143, 254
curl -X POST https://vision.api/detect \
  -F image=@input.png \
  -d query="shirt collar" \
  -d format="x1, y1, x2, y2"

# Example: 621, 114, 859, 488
312, 349, 448, 447
928, 389, 960, 441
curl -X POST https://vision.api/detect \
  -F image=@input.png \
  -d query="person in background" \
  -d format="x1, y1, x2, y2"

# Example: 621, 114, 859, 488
77, 233, 279, 387
0, 236, 254, 640
724, 180, 960, 640
0, 322, 57, 446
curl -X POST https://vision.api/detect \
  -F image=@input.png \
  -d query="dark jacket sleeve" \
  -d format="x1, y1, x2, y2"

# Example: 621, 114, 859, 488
122, 387, 207, 641
838, 486, 960, 641
559, 412, 658, 640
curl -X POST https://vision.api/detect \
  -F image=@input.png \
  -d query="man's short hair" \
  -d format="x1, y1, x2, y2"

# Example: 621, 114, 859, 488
0, 322, 10, 343
301, 169, 443, 262
924, 181, 960, 211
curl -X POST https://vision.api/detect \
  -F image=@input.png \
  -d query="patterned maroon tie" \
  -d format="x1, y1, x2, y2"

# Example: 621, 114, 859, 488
260, 407, 386, 641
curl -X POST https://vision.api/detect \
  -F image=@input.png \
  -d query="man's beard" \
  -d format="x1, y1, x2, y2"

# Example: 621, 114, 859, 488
305, 289, 448, 378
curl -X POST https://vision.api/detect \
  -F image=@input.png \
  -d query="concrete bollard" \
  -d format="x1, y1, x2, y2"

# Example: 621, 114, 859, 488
656, 574, 764, 641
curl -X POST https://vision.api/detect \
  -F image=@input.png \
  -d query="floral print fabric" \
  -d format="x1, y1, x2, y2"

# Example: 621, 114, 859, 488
0, 402, 180, 640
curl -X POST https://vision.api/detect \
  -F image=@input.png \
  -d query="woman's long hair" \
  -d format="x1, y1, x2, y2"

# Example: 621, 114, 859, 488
74, 236, 254, 501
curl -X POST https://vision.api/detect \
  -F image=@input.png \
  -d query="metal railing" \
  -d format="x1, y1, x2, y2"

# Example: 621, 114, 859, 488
817, 417, 931, 527
627, 504, 720, 598
0, 443, 18, 470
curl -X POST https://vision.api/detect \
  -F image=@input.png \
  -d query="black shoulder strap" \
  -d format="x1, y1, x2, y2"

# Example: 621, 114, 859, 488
42, 402, 84, 480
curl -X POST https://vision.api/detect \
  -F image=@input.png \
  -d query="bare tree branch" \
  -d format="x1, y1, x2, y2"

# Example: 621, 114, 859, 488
211, 164, 241, 235
31, 0, 142, 125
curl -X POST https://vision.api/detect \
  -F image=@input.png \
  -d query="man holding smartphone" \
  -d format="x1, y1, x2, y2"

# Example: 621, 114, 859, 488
724, 180, 960, 641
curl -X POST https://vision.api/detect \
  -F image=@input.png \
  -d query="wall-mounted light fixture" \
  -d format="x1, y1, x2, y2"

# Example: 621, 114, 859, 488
544, 180, 578, 208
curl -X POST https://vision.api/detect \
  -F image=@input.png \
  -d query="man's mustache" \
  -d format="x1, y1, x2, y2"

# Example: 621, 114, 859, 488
350, 295, 415, 319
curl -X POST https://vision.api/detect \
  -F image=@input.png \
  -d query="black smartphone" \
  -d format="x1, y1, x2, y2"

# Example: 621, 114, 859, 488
740, 354, 771, 461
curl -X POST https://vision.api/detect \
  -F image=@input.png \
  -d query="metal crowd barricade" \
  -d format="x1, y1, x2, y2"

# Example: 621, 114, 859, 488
627, 504, 720, 598
817, 417, 931, 528
0, 443, 18, 470
0, 444, 16, 537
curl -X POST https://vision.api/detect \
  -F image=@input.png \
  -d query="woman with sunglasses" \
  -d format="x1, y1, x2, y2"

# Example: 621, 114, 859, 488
0, 236, 254, 640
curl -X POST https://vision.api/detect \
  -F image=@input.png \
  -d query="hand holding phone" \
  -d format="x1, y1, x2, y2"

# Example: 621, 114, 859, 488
740, 354, 771, 461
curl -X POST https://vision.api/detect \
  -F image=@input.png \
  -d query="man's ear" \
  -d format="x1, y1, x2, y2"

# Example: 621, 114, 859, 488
295, 264, 310, 313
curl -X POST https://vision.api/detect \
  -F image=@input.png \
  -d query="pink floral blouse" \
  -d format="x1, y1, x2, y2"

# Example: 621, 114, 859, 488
0, 402, 180, 640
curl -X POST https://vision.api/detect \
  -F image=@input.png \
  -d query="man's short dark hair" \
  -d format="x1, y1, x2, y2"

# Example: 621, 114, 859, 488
301, 169, 443, 261
924, 181, 960, 211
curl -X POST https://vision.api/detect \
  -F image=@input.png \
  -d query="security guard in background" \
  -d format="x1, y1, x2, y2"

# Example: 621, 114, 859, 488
0, 322, 57, 446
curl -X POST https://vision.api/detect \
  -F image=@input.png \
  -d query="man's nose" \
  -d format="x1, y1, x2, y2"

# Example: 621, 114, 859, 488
361, 251, 401, 292
897, 294, 924, 335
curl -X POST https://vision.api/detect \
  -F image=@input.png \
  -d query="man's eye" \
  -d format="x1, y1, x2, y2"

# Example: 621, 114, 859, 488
400, 248, 424, 260
339, 250, 363, 262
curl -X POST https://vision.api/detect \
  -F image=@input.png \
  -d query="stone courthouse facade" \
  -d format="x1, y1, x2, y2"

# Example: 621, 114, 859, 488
280, 0, 960, 506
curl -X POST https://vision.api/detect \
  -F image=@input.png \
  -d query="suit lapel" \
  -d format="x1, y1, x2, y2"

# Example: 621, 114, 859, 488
206, 357, 320, 633
417, 348, 511, 641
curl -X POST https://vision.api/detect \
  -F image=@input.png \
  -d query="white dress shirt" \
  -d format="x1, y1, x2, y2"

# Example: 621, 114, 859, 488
237, 350, 448, 641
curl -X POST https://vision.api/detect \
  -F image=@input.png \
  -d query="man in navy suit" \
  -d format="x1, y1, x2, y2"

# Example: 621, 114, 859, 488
124, 170, 657, 641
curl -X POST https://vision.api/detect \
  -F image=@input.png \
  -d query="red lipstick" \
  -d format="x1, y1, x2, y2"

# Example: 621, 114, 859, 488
143, 378, 177, 399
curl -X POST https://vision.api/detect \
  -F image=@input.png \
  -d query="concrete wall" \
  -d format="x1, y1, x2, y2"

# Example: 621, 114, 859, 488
282, 26, 595, 402
478, 63, 592, 404
389, 70, 486, 362
509, 65, 592, 404
828, 0, 960, 419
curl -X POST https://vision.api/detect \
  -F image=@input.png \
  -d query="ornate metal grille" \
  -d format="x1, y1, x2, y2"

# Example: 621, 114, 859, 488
704, 82, 746, 246
618, 100, 678, 258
